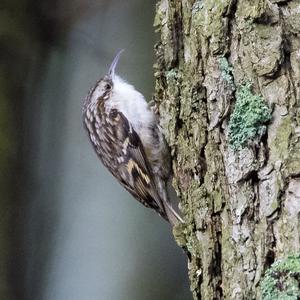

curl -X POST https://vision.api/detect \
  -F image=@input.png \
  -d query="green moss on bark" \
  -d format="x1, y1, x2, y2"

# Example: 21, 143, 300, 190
228, 84, 271, 150
219, 57, 235, 88
261, 254, 300, 300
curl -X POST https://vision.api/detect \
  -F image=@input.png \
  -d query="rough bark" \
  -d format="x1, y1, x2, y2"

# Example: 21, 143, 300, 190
154, 0, 300, 299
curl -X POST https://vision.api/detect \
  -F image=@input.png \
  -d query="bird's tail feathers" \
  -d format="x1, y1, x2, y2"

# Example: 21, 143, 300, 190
155, 179, 183, 226
164, 201, 184, 226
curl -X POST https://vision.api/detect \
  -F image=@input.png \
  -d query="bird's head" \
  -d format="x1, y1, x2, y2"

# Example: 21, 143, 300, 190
83, 50, 124, 109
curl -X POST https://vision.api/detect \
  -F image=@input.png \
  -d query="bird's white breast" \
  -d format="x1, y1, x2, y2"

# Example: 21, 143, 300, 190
105, 75, 156, 132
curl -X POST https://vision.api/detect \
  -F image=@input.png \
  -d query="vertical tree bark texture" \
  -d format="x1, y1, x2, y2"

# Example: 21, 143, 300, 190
154, 0, 300, 299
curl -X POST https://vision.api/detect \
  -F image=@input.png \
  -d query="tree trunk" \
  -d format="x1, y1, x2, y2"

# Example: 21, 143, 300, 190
154, 0, 300, 299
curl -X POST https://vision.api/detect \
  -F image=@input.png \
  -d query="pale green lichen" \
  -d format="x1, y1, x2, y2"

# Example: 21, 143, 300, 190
192, 0, 204, 14
166, 68, 180, 80
219, 57, 235, 88
229, 84, 272, 150
261, 254, 300, 300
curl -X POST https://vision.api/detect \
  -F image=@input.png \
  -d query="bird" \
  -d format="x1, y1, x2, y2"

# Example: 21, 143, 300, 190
82, 50, 183, 226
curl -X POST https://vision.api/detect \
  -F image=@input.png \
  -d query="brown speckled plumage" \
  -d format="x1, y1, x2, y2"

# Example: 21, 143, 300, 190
82, 51, 182, 225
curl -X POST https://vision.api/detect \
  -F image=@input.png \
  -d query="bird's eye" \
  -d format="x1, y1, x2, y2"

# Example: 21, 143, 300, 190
105, 83, 112, 90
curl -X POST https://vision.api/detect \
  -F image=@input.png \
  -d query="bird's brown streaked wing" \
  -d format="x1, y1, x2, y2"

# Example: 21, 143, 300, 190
106, 109, 167, 218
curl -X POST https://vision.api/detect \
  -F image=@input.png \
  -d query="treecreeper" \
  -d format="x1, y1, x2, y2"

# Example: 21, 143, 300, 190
82, 50, 183, 226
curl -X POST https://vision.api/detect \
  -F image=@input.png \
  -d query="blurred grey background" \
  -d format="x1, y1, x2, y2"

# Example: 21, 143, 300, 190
1, 0, 190, 299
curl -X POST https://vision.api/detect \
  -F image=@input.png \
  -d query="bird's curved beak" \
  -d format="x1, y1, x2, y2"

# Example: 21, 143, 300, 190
108, 49, 124, 78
